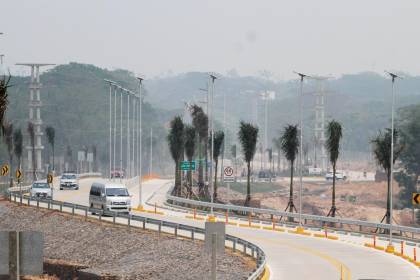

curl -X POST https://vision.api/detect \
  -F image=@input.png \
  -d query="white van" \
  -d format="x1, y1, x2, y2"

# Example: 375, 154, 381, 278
89, 182, 131, 213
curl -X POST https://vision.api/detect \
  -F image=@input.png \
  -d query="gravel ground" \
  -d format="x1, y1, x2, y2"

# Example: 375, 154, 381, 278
0, 201, 255, 279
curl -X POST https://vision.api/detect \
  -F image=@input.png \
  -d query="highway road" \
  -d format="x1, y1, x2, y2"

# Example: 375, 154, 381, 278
52, 177, 419, 280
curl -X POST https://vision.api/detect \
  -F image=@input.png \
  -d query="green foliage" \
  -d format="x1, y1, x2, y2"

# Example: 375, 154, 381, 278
184, 125, 196, 161
371, 128, 402, 173
395, 172, 417, 209
3, 122, 13, 157
45, 126, 55, 147
211, 131, 225, 161
326, 120, 343, 165
0, 75, 11, 134
13, 128, 23, 163
238, 122, 258, 163
167, 116, 184, 195
280, 125, 298, 164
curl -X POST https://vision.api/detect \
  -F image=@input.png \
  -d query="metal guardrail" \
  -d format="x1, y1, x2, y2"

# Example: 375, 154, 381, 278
8, 193, 266, 280
166, 192, 420, 236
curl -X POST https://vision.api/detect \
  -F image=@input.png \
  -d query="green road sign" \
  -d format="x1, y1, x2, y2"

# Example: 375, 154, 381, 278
180, 161, 196, 171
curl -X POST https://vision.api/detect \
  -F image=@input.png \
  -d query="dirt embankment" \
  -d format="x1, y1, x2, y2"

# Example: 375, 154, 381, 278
218, 179, 416, 226
0, 201, 255, 280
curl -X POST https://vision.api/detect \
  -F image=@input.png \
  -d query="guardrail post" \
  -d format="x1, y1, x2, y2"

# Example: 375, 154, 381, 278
401, 241, 404, 256
191, 229, 195, 240
48, 201, 50, 209
359, 225, 362, 232
19, 195, 22, 205
99, 211, 102, 222
27, 198, 30, 206
72, 205, 75, 215
142, 218, 146, 230
158, 221, 162, 235
128, 214, 131, 228
14, 194, 16, 202
248, 212, 251, 226
233, 239, 236, 252
85, 208, 88, 220
113, 212, 116, 224
243, 242, 247, 254
60, 203, 63, 212
251, 247, 255, 258
175, 225, 178, 237
36, 199, 39, 208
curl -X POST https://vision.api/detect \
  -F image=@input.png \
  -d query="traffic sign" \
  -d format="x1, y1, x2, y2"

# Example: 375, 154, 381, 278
1, 164, 9, 176
224, 166, 235, 183
180, 161, 196, 171
15, 169, 22, 179
413, 193, 420, 205
47, 174, 53, 184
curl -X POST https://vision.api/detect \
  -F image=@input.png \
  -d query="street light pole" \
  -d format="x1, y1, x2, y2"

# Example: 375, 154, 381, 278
385, 71, 402, 253
119, 87, 123, 180
136, 77, 144, 210
104, 80, 114, 179
209, 74, 217, 218
113, 85, 117, 179
127, 92, 130, 178
294, 71, 309, 232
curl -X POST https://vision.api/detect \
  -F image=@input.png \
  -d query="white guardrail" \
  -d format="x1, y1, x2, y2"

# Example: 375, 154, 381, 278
166, 190, 420, 237
7, 193, 266, 280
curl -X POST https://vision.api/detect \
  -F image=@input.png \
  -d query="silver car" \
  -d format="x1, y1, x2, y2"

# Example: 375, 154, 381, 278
30, 182, 52, 199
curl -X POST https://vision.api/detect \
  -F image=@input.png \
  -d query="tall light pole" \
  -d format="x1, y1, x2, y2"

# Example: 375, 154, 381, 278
113, 85, 117, 178
126, 90, 130, 178
119, 87, 123, 180
136, 77, 144, 210
294, 71, 309, 232
104, 79, 115, 179
385, 71, 402, 253
150, 127, 153, 176
209, 74, 217, 218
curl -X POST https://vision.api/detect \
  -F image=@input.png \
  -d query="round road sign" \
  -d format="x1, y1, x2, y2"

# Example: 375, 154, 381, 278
224, 166, 234, 177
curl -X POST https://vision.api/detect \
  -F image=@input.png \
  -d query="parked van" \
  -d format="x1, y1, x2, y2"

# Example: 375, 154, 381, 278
89, 182, 131, 213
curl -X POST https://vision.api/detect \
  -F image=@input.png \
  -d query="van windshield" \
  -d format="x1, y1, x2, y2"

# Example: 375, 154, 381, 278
62, 174, 77, 179
106, 188, 129, 196
32, 183, 50, 189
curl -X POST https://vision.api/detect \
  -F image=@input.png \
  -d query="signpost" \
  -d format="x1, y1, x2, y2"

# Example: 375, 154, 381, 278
1, 164, 9, 176
224, 166, 235, 203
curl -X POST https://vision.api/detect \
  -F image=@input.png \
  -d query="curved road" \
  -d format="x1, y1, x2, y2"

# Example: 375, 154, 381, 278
52, 177, 419, 280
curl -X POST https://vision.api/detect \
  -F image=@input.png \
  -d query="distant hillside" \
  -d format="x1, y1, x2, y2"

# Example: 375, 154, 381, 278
2, 63, 178, 175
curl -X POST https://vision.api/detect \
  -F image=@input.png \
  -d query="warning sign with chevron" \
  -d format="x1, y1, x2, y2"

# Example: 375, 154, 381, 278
1, 164, 9, 176
412, 193, 420, 205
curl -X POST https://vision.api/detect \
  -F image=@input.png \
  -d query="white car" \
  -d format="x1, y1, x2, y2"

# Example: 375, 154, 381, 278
325, 171, 346, 181
60, 173, 79, 190
89, 182, 131, 213
30, 182, 52, 199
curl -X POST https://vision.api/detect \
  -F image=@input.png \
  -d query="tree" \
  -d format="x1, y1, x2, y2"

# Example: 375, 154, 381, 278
45, 126, 55, 172
396, 105, 420, 209
66, 145, 73, 172
27, 122, 36, 180
92, 144, 97, 172
210, 131, 224, 201
238, 121, 258, 206
0, 75, 11, 134
3, 122, 13, 187
325, 120, 343, 217
184, 125, 196, 197
266, 148, 273, 176
281, 125, 299, 217
190, 105, 208, 196
371, 128, 403, 225
167, 116, 184, 196
13, 129, 23, 171
273, 137, 281, 174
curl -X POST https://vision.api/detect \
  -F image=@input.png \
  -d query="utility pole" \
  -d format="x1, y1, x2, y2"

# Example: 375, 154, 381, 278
294, 71, 309, 233
16, 63, 54, 180
209, 74, 217, 217
149, 127, 153, 176
104, 79, 115, 179
385, 71, 402, 253
136, 77, 144, 210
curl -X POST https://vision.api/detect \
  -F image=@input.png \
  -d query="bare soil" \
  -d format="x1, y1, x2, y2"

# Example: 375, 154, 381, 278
0, 201, 255, 280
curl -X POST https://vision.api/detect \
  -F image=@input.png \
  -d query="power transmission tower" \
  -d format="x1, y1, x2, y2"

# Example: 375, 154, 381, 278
16, 63, 55, 179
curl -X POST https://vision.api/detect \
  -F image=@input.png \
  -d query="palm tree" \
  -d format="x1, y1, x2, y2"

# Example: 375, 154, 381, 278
91, 144, 97, 172
184, 125, 196, 197
266, 148, 273, 179
238, 121, 258, 206
281, 125, 299, 217
27, 122, 36, 180
0, 75, 11, 134
3, 122, 13, 187
13, 129, 23, 175
167, 116, 184, 196
273, 137, 281, 174
372, 128, 403, 225
211, 131, 224, 201
66, 145, 72, 171
45, 126, 55, 172
190, 105, 208, 196
325, 120, 343, 217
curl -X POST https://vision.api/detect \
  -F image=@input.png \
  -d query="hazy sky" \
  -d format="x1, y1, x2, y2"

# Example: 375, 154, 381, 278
1, 0, 419, 79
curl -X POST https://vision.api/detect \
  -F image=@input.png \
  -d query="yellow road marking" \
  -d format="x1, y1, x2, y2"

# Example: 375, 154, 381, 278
240, 235, 352, 280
